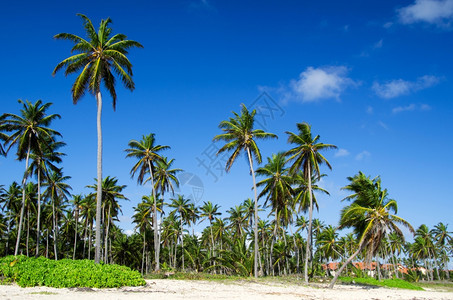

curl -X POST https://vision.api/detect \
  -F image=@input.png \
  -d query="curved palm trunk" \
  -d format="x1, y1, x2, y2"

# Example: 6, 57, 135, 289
329, 238, 366, 288
304, 162, 313, 283
246, 147, 259, 278
15, 140, 31, 256
36, 167, 42, 257
95, 91, 103, 264
147, 161, 160, 271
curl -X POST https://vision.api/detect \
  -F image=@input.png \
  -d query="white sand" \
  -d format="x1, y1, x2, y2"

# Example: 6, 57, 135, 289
1, 279, 452, 300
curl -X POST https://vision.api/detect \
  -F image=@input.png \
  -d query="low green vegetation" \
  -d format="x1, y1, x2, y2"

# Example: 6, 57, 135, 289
339, 276, 423, 291
0, 255, 146, 288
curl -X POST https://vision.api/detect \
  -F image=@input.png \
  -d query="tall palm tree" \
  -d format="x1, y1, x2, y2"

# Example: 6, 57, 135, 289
0, 182, 21, 255
87, 176, 127, 263
125, 133, 168, 271
200, 201, 221, 264
169, 194, 191, 271
2, 99, 61, 256
329, 172, 414, 288
79, 194, 96, 259
432, 222, 452, 279
213, 103, 277, 277
53, 14, 142, 263
28, 137, 65, 256
43, 169, 72, 260
285, 122, 336, 283
71, 194, 84, 260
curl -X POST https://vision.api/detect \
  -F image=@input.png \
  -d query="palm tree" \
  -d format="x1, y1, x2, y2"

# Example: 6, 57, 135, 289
53, 14, 142, 263
28, 137, 65, 256
79, 194, 96, 259
0, 182, 21, 255
213, 103, 277, 277
285, 122, 336, 283
125, 133, 168, 271
432, 222, 452, 279
329, 172, 414, 288
200, 201, 221, 267
169, 194, 191, 271
2, 99, 61, 256
71, 194, 83, 260
43, 169, 72, 260
87, 176, 127, 263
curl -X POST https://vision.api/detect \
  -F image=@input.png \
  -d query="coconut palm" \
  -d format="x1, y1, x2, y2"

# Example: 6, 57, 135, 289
79, 194, 96, 259
0, 182, 21, 255
28, 137, 65, 256
87, 176, 127, 263
2, 99, 61, 256
168, 194, 191, 270
53, 14, 142, 263
125, 133, 169, 270
200, 201, 221, 265
43, 169, 72, 260
71, 194, 83, 259
432, 222, 452, 279
213, 103, 277, 277
329, 172, 414, 288
285, 122, 336, 282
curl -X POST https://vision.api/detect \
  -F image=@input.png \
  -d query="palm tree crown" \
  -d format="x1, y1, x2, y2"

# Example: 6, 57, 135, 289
53, 14, 143, 106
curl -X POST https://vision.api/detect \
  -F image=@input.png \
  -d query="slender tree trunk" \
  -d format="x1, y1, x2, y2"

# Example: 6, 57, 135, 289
329, 238, 366, 288
82, 220, 88, 258
246, 147, 259, 278
36, 167, 41, 257
270, 211, 278, 276
73, 208, 78, 260
304, 162, 313, 283
95, 90, 103, 264
147, 161, 160, 271
88, 221, 92, 260
180, 216, 185, 271
26, 209, 30, 256
5, 211, 11, 256
15, 140, 31, 256
104, 207, 111, 263
142, 231, 146, 275
46, 230, 49, 258
52, 196, 58, 260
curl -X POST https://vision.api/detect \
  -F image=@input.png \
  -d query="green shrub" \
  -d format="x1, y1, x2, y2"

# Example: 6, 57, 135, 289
339, 276, 423, 291
0, 255, 146, 288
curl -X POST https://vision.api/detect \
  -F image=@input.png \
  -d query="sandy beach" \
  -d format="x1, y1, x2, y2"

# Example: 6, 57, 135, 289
1, 279, 452, 300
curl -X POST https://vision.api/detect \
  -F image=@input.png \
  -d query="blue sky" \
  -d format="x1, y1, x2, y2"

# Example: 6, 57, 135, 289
0, 0, 452, 237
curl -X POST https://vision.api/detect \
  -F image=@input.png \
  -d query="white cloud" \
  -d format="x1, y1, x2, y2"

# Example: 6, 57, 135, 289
335, 148, 350, 157
288, 66, 356, 102
398, 0, 453, 25
372, 75, 440, 99
355, 151, 371, 161
383, 22, 394, 28
367, 106, 374, 114
392, 103, 431, 113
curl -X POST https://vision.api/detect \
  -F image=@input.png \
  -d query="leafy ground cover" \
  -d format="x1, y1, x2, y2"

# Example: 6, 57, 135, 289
0, 255, 145, 288
339, 276, 423, 291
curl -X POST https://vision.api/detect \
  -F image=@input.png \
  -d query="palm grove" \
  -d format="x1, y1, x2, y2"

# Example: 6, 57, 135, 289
0, 14, 451, 287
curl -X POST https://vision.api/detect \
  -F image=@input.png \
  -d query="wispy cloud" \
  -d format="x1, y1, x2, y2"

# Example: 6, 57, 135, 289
355, 151, 371, 161
392, 103, 431, 113
372, 75, 440, 99
398, 0, 453, 26
335, 148, 350, 157
284, 66, 357, 103
367, 106, 374, 114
